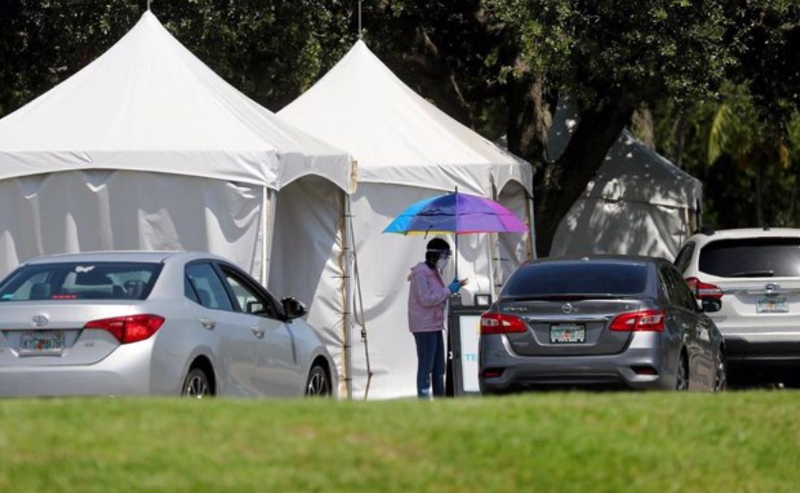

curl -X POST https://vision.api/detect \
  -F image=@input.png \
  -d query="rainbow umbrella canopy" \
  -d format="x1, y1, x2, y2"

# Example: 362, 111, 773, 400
383, 191, 528, 277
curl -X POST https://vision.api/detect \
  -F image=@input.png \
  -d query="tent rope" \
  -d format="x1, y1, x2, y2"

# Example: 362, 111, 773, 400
348, 209, 374, 400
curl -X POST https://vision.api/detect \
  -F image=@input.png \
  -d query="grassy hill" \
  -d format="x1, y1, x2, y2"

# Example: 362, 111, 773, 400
1, 391, 798, 492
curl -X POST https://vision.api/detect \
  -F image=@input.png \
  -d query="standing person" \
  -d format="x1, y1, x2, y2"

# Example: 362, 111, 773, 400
407, 238, 467, 399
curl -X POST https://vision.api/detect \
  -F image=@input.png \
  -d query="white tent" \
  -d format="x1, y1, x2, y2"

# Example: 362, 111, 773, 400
0, 11, 353, 282
278, 40, 534, 399
549, 102, 702, 260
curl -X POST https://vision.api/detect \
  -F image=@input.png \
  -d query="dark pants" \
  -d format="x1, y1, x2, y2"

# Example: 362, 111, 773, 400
413, 330, 445, 399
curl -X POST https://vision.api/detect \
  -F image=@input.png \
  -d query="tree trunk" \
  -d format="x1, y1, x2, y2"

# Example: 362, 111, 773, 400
533, 101, 636, 256
505, 72, 549, 165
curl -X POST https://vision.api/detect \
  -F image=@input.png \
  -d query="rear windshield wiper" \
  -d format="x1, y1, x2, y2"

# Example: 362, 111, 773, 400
724, 270, 775, 278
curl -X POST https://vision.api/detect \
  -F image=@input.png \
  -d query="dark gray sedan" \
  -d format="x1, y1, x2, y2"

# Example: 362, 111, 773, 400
479, 256, 726, 393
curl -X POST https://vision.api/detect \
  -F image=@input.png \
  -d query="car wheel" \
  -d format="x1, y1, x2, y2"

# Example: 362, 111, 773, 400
305, 364, 331, 397
676, 353, 689, 391
182, 368, 212, 398
712, 351, 727, 392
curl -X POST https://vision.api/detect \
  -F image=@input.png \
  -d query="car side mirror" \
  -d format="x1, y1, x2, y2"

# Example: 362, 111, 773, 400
281, 297, 307, 320
700, 298, 722, 313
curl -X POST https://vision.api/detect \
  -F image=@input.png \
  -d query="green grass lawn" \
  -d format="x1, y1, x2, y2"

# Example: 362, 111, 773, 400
1, 391, 798, 493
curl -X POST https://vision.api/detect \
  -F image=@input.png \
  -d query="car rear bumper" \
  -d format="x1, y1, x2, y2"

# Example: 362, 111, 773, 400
479, 333, 672, 393
721, 332, 800, 368
0, 340, 154, 397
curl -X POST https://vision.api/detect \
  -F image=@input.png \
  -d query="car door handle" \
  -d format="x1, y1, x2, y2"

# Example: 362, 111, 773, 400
199, 318, 216, 330
251, 327, 265, 339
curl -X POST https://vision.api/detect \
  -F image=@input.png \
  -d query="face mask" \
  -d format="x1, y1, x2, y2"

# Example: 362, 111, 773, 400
436, 255, 449, 272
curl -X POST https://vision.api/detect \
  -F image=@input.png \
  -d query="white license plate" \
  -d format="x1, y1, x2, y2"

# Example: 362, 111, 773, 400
550, 324, 585, 344
19, 330, 65, 356
757, 297, 789, 313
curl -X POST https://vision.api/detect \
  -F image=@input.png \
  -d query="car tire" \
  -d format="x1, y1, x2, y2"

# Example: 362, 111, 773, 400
305, 364, 331, 397
713, 351, 727, 392
182, 367, 213, 398
676, 353, 689, 391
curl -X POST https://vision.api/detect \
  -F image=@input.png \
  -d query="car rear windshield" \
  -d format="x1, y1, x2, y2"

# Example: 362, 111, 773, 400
699, 237, 800, 278
501, 262, 649, 299
0, 262, 162, 301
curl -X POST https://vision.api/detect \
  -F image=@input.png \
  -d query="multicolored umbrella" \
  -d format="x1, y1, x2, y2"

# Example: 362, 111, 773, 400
383, 190, 529, 277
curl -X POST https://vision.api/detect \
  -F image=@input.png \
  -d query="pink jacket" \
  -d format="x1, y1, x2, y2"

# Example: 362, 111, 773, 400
407, 262, 451, 333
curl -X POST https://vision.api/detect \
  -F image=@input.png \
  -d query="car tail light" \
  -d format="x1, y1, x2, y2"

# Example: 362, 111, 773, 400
84, 314, 165, 344
685, 277, 723, 300
480, 313, 527, 335
609, 309, 665, 332
482, 368, 505, 379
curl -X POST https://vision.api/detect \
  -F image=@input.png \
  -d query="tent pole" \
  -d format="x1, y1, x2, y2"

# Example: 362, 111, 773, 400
260, 187, 272, 284
348, 197, 374, 399
341, 191, 355, 399
489, 181, 499, 301
527, 192, 537, 259
358, 1, 363, 39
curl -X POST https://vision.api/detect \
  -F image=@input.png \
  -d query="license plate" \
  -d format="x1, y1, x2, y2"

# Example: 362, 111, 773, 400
550, 324, 585, 344
757, 297, 789, 313
19, 330, 65, 356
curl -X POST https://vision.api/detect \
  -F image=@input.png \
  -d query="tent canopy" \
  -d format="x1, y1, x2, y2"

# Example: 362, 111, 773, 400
0, 11, 353, 192
279, 40, 531, 195
548, 102, 702, 208
549, 101, 703, 260
275, 40, 534, 399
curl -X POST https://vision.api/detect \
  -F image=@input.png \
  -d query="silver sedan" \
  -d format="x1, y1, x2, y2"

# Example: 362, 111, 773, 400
0, 251, 336, 398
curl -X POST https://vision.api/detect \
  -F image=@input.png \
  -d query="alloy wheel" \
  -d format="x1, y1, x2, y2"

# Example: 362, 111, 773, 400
305, 366, 331, 397
183, 368, 211, 398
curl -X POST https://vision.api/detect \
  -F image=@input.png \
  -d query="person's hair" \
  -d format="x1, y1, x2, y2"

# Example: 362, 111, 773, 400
426, 238, 450, 253
425, 238, 450, 266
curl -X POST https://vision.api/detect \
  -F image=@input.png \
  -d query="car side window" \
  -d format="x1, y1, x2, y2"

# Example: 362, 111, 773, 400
674, 243, 695, 274
219, 266, 280, 319
184, 276, 200, 304
185, 263, 234, 311
657, 269, 671, 302
665, 267, 697, 311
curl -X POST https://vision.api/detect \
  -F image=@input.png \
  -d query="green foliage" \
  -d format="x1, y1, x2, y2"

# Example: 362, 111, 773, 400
654, 82, 800, 229
485, 0, 732, 110
726, 0, 800, 129
0, 0, 353, 115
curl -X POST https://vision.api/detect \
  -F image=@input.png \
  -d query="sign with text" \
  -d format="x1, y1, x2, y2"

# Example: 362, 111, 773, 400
458, 315, 481, 393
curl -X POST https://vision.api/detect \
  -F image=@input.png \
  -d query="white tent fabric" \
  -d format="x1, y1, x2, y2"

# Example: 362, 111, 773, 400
0, 11, 352, 192
277, 40, 534, 399
280, 40, 530, 195
549, 101, 702, 260
0, 11, 353, 281
0, 171, 266, 276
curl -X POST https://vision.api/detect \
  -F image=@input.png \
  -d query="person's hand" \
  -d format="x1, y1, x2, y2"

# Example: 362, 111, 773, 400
448, 280, 462, 294
448, 278, 468, 294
